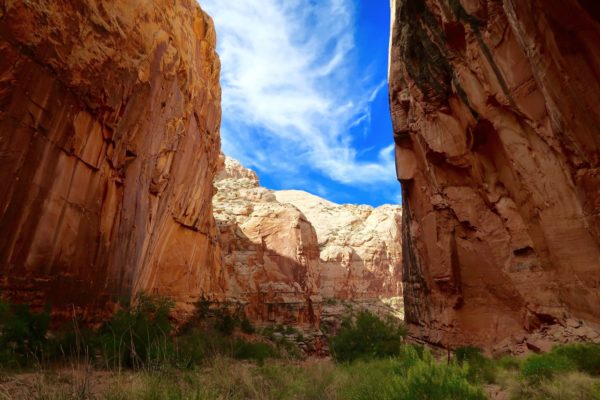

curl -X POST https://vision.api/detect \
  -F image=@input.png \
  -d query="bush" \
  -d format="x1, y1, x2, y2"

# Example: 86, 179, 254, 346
496, 355, 521, 371
510, 372, 600, 400
330, 310, 406, 362
98, 293, 175, 370
215, 313, 238, 336
341, 358, 401, 400
395, 358, 487, 400
454, 346, 497, 383
520, 343, 600, 382
233, 340, 278, 364
342, 346, 486, 400
173, 328, 228, 368
240, 317, 255, 334
551, 343, 600, 376
521, 352, 577, 382
0, 299, 51, 367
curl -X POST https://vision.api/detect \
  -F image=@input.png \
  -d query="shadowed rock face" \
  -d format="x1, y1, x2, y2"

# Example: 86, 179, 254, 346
389, 0, 600, 349
213, 156, 403, 327
0, 0, 224, 319
274, 190, 403, 301
213, 156, 321, 326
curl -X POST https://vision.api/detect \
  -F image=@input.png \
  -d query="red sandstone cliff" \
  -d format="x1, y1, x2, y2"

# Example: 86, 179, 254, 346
389, 0, 600, 349
0, 0, 224, 318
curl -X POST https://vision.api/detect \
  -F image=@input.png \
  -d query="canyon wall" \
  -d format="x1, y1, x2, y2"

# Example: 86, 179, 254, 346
389, 0, 600, 349
0, 0, 224, 318
213, 156, 403, 327
213, 156, 321, 326
274, 190, 402, 301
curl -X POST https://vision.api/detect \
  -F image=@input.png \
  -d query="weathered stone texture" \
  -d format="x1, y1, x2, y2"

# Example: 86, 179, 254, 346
213, 156, 321, 326
275, 190, 402, 301
0, 0, 224, 318
213, 156, 403, 327
389, 0, 600, 347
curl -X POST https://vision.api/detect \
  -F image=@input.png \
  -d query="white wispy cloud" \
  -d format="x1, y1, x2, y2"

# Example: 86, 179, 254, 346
201, 0, 396, 187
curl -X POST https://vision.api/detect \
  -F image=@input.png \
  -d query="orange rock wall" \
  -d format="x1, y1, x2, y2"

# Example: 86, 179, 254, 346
0, 0, 224, 318
213, 156, 321, 327
389, 0, 600, 347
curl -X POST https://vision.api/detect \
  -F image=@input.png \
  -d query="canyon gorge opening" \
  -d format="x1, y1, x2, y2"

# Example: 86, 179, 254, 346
0, 0, 599, 398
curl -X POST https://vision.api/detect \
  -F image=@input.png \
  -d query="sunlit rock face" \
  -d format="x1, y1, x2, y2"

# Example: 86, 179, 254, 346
213, 156, 321, 326
389, 0, 600, 349
213, 156, 404, 327
0, 0, 224, 319
274, 191, 402, 302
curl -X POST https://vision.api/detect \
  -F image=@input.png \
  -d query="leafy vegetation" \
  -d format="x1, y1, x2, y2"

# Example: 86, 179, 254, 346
330, 310, 407, 362
98, 293, 175, 370
0, 298, 51, 367
2, 295, 600, 400
520, 343, 600, 382
0, 294, 282, 372
454, 345, 497, 384
341, 345, 485, 400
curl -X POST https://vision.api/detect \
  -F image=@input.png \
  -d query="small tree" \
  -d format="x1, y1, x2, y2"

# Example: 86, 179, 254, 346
330, 310, 406, 362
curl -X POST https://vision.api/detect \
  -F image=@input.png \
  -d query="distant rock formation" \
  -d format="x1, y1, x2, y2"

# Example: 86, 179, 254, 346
274, 191, 402, 301
389, 0, 600, 349
213, 156, 321, 325
213, 156, 403, 327
0, 0, 224, 318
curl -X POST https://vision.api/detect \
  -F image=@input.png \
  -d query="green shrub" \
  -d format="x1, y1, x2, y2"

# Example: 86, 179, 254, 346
551, 343, 600, 376
342, 347, 485, 400
0, 299, 51, 367
215, 313, 238, 336
454, 346, 497, 383
519, 343, 600, 384
496, 355, 521, 371
521, 352, 577, 382
240, 317, 255, 334
233, 340, 278, 364
283, 325, 297, 335
330, 310, 406, 362
261, 325, 276, 340
173, 328, 227, 368
390, 344, 425, 372
394, 358, 487, 400
510, 371, 600, 400
98, 293, 175, 370
341, 358, 402, 400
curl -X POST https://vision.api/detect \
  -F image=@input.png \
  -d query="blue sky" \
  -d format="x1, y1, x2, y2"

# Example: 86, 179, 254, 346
201, 0, 400, 206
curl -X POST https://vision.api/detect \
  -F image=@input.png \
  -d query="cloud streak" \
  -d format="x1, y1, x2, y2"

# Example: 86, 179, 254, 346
201, 0, 396, 188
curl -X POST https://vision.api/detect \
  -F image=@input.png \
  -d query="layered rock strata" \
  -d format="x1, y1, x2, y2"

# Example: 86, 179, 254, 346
0, 0, 224, 318
274, 190, 402, 301
389, 0, 600, 348
213, 156, 403, 327
213, 156, 321, 326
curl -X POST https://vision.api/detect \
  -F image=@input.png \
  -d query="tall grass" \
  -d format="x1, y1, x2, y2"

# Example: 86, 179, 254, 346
2, 296, 600, 400
341, 346, 486, 400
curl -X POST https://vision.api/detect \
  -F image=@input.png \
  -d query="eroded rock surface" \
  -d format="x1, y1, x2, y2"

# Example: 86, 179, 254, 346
213, 156, 321, 326
274, 190, 402, 301
213, 156, 403, 327
0, 0, 224, 318
389, 0, 600, 348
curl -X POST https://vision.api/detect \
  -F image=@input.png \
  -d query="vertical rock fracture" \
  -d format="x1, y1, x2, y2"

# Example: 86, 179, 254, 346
389, 0, 600, 348
0, 0, 223, 318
